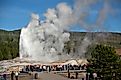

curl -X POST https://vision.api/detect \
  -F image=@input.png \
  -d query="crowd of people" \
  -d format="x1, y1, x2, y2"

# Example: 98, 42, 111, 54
21, 64, 87, 73
0, 63, 98, 80
10, 71, 19, 80
0, 71, 19, 80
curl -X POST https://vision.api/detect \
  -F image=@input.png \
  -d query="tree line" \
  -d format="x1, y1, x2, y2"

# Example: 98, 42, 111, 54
0, 29, 20, 61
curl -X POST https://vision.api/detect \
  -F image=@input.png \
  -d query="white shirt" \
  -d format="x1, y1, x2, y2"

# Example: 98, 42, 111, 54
15, 72, 18, 76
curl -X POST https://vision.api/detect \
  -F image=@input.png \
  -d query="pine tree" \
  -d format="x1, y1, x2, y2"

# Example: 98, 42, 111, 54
89, 44, 121, 80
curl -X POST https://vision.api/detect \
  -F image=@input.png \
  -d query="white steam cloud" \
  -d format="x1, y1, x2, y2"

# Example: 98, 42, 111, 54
19, 0, 110, 62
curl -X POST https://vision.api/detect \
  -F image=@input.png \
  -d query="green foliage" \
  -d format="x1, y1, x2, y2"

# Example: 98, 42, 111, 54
0, 29, 20, 61
0, 51, 3, 60
89, 44, 121, 79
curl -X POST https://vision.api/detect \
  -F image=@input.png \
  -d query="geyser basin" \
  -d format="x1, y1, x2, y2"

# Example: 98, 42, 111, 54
19, 0, 108, 62
19, 2, 90, 62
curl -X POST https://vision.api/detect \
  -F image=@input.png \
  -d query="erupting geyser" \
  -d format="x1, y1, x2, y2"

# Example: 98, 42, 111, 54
19, 3, 75, 62
20, 13, 71, 62
19, 0, 109, 62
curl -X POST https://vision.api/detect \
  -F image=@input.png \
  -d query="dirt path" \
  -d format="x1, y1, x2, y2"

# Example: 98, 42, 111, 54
38, 72, 80, 80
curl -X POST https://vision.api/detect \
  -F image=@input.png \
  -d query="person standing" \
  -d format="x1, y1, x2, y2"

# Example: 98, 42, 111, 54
3, 74, 6, 80
11, 71, 14, 80
15, 72, 19, 80
93, 72, 97, 80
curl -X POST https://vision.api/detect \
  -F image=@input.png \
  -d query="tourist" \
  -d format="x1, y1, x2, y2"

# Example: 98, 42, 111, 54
15, 71, 19, 80
93, 72, 97, 80
30, 65, 34, 72
3, 74, 6, 80
47, 66, 51, 72
11, 71, 14, 80
34, 73, 38, 79
75, 72, 78, 79
25, 65, 29, 72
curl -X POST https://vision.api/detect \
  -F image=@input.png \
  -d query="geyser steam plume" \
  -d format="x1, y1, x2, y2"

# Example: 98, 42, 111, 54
20, 0, 110, 62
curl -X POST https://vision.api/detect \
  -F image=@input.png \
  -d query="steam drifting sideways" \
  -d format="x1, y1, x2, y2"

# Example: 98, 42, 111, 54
19, 0, 110, 62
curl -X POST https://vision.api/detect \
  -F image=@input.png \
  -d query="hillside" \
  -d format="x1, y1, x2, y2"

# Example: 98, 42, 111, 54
70, 32, 121, 48
0, 29, 121, 60
0, 29, 21, 60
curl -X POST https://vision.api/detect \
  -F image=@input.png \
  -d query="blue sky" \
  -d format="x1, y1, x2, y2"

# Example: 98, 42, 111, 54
0, 0, 121, 32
